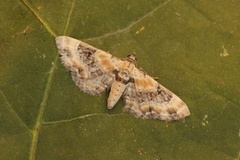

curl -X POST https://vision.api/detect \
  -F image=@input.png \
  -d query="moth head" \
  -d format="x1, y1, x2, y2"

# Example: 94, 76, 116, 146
127, 53, 137, 63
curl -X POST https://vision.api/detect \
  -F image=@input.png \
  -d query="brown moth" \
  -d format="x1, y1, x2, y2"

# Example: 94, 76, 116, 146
55, 36, 190, 121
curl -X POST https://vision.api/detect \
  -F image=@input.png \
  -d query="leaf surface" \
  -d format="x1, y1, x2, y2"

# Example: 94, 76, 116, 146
0, 0, 239, 159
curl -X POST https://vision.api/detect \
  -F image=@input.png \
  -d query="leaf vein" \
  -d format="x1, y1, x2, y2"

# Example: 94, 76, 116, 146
0, 90, 31, 132
42, 113, 125, 125
85, 0, 172, 41
29, 56, 58, 160
21, 0, 57, 37
64, 0, 76, 34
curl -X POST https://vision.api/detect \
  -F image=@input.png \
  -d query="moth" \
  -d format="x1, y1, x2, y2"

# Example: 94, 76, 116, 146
55, 36, 190, 121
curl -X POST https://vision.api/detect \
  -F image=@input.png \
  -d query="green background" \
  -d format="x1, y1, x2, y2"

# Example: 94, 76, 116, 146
0, 0, 239, 159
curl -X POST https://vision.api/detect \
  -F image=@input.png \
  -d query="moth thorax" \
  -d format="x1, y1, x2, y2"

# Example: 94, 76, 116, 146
116, 71, 130, 84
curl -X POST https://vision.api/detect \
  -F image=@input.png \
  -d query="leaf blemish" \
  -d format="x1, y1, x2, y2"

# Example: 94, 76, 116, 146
220, 45, 229, 57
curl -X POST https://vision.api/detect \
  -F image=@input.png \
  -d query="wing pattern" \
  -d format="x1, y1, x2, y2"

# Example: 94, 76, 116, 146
56, 36, 122, 95
123, 68, 190, 121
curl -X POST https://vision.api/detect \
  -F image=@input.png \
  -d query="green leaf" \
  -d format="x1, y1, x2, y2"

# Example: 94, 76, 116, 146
0, 0, 239, 159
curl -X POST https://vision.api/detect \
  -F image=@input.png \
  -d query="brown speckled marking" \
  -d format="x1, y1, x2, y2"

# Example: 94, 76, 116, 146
167, 108, 177, 115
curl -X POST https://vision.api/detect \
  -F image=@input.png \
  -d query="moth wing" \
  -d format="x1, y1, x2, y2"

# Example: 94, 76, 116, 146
123, 68, 190, 121
55, 36, 123, 95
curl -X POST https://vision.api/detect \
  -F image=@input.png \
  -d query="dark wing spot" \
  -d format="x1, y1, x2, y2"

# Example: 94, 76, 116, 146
167, 108, 177, 115
157, 88, 172, 102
